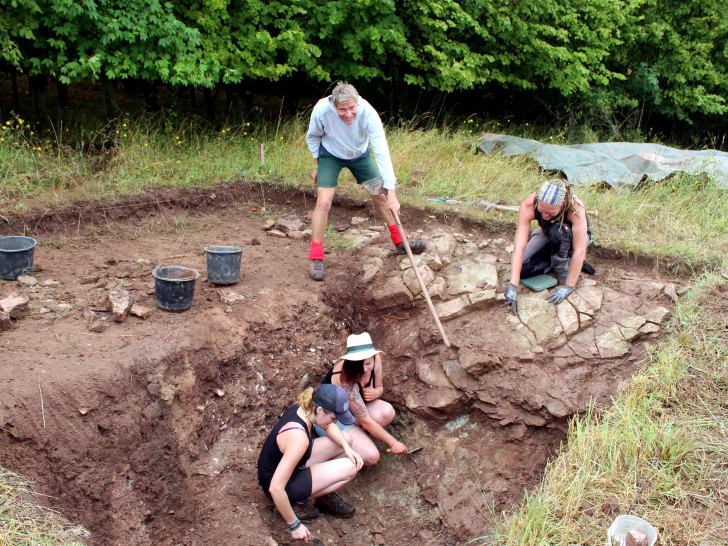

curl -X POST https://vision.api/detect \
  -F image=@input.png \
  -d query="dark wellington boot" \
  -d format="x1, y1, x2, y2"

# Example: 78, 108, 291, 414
314, 492, 355, 518
395, 240, 427, 255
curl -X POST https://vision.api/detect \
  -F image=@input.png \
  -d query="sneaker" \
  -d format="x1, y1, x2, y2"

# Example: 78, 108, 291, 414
274, 499, 320, 522
395, 240, 427, 255
313, 492, 355, 518
310, 259, 324, 281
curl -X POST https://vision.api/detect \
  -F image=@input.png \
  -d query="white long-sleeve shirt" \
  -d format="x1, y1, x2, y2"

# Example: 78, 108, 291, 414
306, 96, 397, 190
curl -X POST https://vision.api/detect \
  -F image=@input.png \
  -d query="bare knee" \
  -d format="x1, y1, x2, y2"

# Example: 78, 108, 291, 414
315, 196, 333, 212
362, 446, 380, 467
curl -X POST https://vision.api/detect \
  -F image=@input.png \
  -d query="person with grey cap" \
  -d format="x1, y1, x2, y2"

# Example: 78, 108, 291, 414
506, 178, 593, 312
257, 384, 363, 542
317, 332, 408, 465
306, 81, 427, 281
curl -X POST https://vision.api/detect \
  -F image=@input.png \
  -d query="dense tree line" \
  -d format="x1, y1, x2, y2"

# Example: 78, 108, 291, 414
1, 0, 726, 128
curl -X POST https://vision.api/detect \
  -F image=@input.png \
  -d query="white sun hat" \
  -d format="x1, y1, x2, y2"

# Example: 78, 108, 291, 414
339, 332, 384, 361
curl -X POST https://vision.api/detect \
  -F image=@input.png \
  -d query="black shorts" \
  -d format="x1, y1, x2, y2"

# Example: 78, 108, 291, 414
262, 467, 312, 503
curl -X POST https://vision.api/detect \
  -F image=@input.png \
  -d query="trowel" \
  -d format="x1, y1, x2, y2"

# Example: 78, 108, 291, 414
386, 447, 423, 454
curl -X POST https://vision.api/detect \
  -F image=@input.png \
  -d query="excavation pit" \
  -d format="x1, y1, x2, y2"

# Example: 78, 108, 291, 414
0, 183, 680, 544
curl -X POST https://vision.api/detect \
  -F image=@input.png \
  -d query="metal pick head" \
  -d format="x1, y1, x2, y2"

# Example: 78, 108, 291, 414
362, 176, 384, 196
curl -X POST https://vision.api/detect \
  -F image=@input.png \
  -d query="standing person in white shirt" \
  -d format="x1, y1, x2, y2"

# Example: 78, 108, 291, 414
305, 82, 426, 281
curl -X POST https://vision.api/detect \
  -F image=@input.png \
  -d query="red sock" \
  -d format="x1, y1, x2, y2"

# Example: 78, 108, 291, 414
388, 224, 406, 245
309, 241, 324, 260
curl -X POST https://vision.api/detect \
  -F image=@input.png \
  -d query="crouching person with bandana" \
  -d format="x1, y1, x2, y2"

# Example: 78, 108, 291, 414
505, 178, 593, 312
258, 384, 364, 542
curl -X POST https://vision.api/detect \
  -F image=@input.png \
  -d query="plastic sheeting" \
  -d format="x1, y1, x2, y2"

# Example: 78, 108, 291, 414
477, 133, 728, 191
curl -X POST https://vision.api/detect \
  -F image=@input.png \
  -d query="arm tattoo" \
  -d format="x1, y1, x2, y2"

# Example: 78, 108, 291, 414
342, 383, 368, 419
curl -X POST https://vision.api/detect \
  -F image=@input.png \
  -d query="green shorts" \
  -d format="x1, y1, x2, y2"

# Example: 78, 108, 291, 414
316, 150, 381, 188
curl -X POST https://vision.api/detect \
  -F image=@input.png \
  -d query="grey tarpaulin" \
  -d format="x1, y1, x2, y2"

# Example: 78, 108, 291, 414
477, 133, 728, 191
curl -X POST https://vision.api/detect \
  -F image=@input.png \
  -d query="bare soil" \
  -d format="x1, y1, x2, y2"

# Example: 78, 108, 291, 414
0, 182, 676, 545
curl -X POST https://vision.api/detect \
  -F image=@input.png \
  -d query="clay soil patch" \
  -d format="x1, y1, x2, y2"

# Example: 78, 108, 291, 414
0, 182, 678, 545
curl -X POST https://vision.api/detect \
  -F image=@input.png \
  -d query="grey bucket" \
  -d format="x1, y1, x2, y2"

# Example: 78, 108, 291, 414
0, 236, 38, 280
152, 266, 200, 311
205, 245, 242, 285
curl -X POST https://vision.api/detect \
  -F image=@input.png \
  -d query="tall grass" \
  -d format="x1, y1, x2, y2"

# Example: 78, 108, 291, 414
2, 114, 727, 265
0, 467, 89, 545
473, 272, 728, 545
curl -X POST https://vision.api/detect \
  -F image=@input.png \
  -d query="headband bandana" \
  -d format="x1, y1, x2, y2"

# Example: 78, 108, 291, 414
537, 180, 568, 207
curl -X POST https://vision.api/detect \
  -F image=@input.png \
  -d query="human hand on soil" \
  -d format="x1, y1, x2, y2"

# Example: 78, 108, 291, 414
389, 440, 408, 454
547, 284, 574, 304
292, 523, 311, 541
311, 168, 318, 185
505, 283, 518, 313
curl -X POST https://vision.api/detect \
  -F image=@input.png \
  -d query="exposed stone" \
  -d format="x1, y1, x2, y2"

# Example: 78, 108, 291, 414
16, 275, 37, 286
435, 295, 471, 321
370, 274, 413, 310
288, 230, 304, 240
416, 359, 455, 388
220, 290, 245, 304
625, 529, 649, 546
360, 258, 384, 284
468, 289, 497, 309
336, 223, 351, 232
55, 303, 73, 312
431, 233, 457, 265
42, 279, 61, 287
663, 283, 678, 303
402, 263, 436, 296
301, 229, 312, 241
517, 294, 563, 346
442, 360, 479, 390
340, 230, 371, 249
458, 350, 501, 377
261, 219, 276, 231
595, 325, 630, 358
446, 258, 498, 296
87, 315, 108, 333
639, 322, 660, 334
569, 327, 599, 359
368, 225, 385, 232
617, 279, 664, 299
424, 249, 443, 272
276, 218, 304, 234
130, 304, 153, 320
425, 276, 447, 300
0, 294, 30, 318
640, 305, 670, 324
266, 229, 287, 238
350, 216, 368, 226
523, 413, 548, 427
405, 387, 463, 418
0, 310, 13, 331
544, 398, 572, 418
556, 300, 580, 336
570, 285, 603, 316
107, 290, 132, 322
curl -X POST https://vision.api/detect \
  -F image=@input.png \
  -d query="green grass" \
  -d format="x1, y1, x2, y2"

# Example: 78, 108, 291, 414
0, 468, 90, 545
472, 272, 728, 545
2, 114, 726, 265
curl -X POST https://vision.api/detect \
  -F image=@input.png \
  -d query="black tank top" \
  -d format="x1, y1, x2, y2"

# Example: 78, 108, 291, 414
322, 366, 375, 389
533, 195, 591, 237
257, 403, 313, 490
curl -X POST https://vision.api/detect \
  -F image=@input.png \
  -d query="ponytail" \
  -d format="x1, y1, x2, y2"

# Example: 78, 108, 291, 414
297, 387, 315, 412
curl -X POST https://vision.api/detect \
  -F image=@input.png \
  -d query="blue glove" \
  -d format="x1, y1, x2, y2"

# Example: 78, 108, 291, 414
505, 283, 518, 313
547, 284, 574, 304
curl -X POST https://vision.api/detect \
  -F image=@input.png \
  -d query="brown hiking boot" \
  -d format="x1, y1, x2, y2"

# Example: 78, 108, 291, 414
396, 240, 427, 255
274, 499, 319, 521
314, 492, 355, 518
310, 259, 324, 281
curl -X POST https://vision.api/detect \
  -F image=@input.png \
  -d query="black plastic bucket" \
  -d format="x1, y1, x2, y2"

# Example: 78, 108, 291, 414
0, 236, 38, 280
205, 245, 242, 285
152, 266, 200, 311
